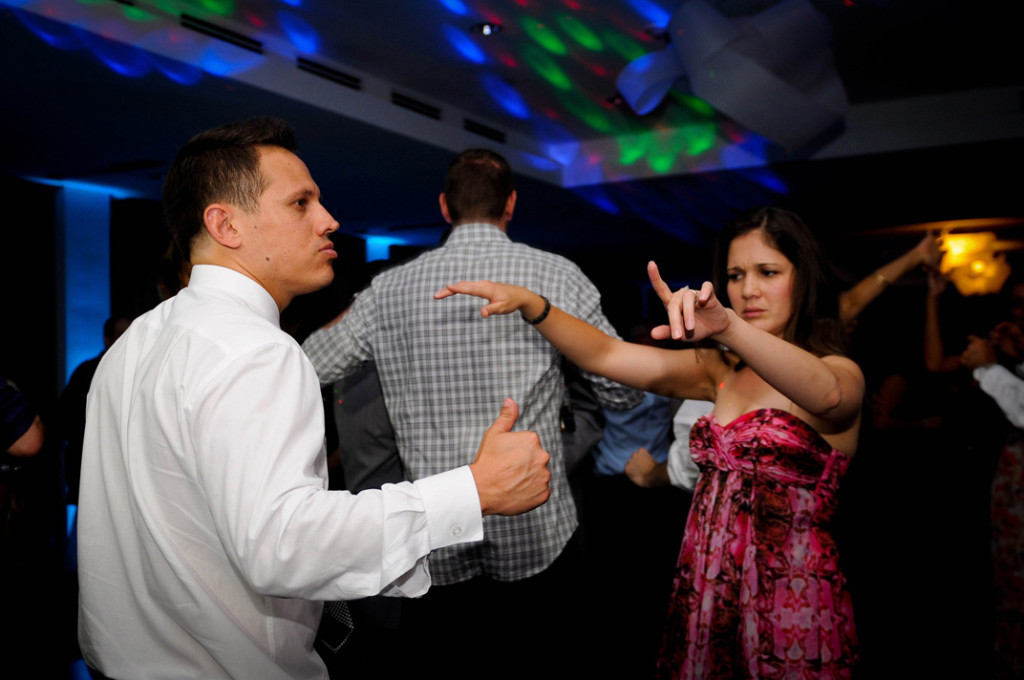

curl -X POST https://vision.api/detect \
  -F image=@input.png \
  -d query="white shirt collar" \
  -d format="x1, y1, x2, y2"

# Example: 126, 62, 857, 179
187, 264, 281, 327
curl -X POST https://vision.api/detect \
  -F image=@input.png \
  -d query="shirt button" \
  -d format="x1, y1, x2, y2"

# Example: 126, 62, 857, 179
451, 525, 464, 538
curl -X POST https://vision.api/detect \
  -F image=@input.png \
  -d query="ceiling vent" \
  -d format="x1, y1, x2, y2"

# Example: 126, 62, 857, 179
464, 118, 506, 144
297, 58, 362, 90
180, 14, 263, 54
391, 92, 442, 120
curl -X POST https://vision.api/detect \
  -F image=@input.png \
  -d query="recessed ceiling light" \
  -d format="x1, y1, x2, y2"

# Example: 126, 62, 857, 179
471, 22, 503, 36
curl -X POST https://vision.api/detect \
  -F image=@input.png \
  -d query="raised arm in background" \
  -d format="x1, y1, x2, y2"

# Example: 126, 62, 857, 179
923, 269, 962, 373
840, 231, 940, 324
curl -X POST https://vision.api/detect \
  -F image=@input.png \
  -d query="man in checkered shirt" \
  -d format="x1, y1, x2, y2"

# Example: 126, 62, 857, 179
302, 148, 641, 672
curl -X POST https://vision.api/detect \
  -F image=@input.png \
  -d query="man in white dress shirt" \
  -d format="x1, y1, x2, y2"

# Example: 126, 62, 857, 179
76, 117, 551, 680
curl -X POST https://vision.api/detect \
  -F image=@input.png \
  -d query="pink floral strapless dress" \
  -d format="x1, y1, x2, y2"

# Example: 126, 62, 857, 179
656, 409, 858, 679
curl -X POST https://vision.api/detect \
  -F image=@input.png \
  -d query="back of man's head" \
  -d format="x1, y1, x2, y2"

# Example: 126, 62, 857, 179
163, 116, 296, 259
443, 149, 514, 225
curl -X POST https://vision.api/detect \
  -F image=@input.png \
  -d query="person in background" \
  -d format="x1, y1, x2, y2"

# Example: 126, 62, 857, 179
302, 148, 641, 676
57, 316, 131, 505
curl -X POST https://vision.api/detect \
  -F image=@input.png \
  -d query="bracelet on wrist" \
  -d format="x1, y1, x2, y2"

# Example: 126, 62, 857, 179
522, 295, 551, 325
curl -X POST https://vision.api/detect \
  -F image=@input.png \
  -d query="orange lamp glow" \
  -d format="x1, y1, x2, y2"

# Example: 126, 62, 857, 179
939, 231, 1011, 295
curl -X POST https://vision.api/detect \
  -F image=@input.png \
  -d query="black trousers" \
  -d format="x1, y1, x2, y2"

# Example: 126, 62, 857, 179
398, 533, 585, 680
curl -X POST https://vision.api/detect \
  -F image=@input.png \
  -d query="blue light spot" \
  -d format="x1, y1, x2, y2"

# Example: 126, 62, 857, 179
364, 235, 407, 262
25, 177, 143, 201
279, 0, 302, 6
520, 153, 560, 172
481, 73, 529, 119
439, 0, 468, 15
744, 167, 789, 194
531, 119, 578, 148
625, 0, 671, 27
200, 42, 264, 76
545, 138, 582, 165
278, 10, 319, 53
13, 8, 83, 50
721, 134, 770, 169
76, 27, 151, 78
443, 24, 486, 64
574, 186, 621, 215
150, 53, 204, 85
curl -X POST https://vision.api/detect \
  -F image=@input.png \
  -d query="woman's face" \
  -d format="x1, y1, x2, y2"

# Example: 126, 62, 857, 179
726, 229, 795, 338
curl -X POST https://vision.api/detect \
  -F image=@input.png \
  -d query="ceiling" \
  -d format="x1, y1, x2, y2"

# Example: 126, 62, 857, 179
1, 0, 1021, 275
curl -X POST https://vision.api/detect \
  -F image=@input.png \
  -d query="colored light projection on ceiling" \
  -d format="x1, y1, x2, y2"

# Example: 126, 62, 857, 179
5, 0, 788, 239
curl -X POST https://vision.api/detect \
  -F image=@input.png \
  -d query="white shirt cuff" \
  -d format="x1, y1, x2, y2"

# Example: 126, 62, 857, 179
414, 465, 483, 550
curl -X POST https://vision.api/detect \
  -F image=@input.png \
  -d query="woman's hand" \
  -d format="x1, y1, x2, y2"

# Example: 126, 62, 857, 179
647, 262, 730, 342
990, 321, 1024, 360
914, 231, 941, 269
434, 280, 544, 319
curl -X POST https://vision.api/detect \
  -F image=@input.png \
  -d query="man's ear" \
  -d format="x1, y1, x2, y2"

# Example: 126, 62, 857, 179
504, 190, 517, 222
203, 204, 242, 249
439, 193, 452, 224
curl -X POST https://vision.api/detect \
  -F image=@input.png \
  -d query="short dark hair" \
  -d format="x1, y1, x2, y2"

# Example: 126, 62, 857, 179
163, 117, 297, 257
713, 206, 847, 357
442, 149, 515, 224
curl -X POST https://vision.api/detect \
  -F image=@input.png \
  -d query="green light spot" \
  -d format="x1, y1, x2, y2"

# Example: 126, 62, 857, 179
616, 134, 650, 166
199, 0, 235, 16
680, 123, 717, 156
669, 91, 715, 117
123, 7, 158, 21
556, 90, 614, 134
648, 132, 683, 173
603, 31, 647, 62
522, 44, 571, 90
520, 18, 567, 55
556, 14, 602, 51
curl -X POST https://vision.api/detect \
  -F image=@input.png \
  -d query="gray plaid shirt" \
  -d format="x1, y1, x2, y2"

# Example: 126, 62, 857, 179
303, 223, 641, 584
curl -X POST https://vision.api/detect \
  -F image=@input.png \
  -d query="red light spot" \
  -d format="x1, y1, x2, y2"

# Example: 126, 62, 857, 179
500, 53, 518, 68
590, 64, 607, 77
245, 12, 266, 29
564, 0, 582, 9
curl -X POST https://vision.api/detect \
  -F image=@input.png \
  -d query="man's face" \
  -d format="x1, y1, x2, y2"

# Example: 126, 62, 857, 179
237, 146, 339, 309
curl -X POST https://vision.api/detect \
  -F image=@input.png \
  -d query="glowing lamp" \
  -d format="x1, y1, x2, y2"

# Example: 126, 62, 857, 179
938, 232, 996, 274
948, 251, 1010, 296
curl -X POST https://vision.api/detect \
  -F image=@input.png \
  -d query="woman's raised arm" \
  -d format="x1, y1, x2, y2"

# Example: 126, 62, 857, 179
648, 262, 864, 426
434, 280, 716, 401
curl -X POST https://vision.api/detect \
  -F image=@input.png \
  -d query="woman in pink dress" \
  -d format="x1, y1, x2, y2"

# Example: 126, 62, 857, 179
436, 207, 862, 678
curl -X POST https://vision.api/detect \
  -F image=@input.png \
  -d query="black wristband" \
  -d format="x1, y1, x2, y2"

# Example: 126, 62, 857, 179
522, 295, 551, 325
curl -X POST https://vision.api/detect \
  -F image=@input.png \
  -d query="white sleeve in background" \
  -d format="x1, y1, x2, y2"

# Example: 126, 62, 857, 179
666, 399, 714, 490
974, 363, 1024, 430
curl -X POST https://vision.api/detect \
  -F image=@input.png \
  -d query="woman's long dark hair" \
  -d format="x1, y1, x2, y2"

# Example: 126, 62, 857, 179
712, 207, 848, 357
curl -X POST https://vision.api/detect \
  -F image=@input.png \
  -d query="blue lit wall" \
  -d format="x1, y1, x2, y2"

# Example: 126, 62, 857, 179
59, 187, 110, 383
